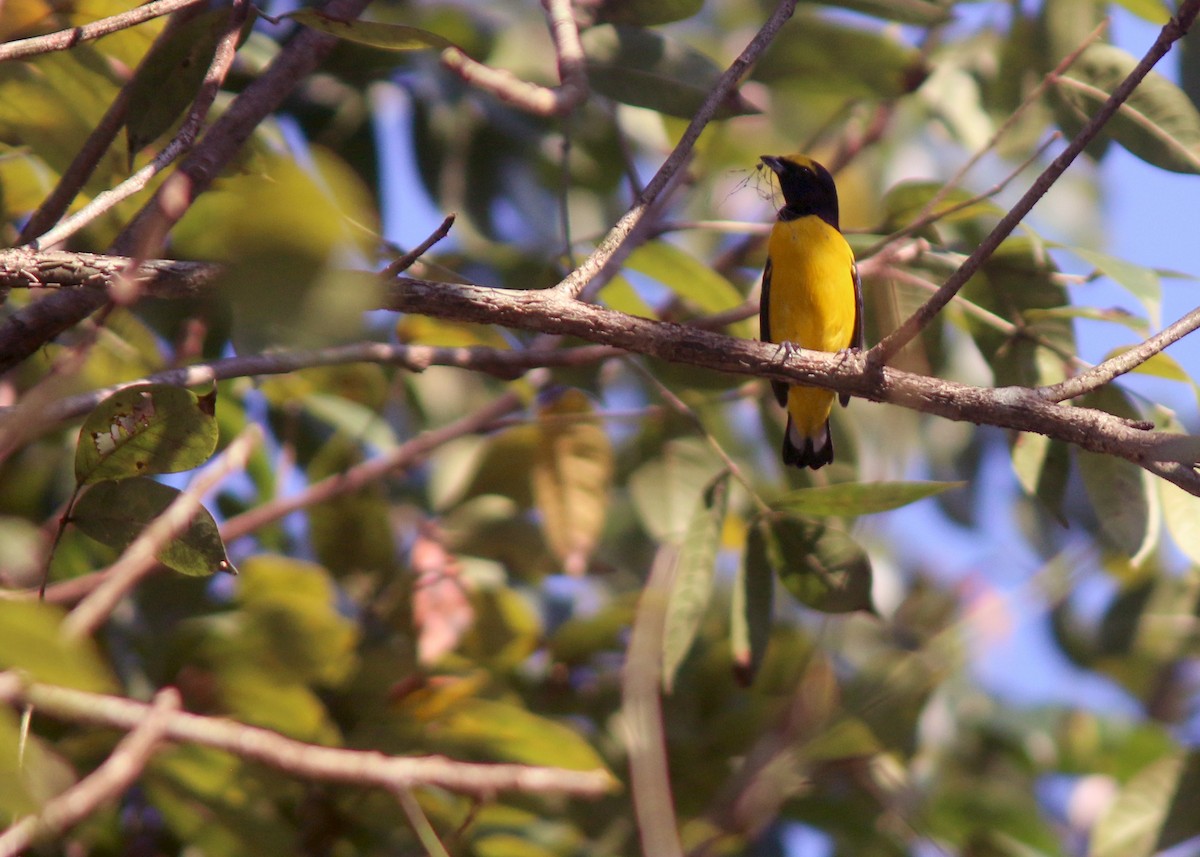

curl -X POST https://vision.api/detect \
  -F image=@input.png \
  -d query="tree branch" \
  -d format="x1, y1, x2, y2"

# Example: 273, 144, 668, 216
870, 0, 1200, 365
0, 687, 179, 857
0, 0, 202, 62
0, 0, 374, 375
0, 677, 618, 799
28, 0, 248, 253
439, 0, 587, 116
550, 0, 797, 300
386, 276, 1200, 492
1037, 306, 1200, 402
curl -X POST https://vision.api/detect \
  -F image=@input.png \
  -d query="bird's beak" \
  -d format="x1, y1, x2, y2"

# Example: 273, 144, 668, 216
760, 155, 784, 174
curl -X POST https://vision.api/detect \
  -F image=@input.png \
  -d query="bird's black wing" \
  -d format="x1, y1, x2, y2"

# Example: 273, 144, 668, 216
760, 256, 789, 407
840, 260, 864, 407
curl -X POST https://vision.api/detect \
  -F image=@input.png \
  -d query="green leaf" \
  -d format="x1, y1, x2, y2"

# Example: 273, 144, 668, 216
629, 438, 725, 542
1066, 246, 1162, 327
1155, 752, 1200, 852
1010, 432, 1070, 523
580, 24, 759, 119
74, 384, 218, 485
531, 389, 614, 575
882, 180, 1004, 231
285, 10, 457, 50
73, 478, 234, 577
1160, 476, 1200, 565
625, 241, 752, 335
1091, 753, 1185, 857
662, 471, 730, 693
760, 515, 874, 614
1057, 44, 1200, 174
0, 601, 116, 692
962, 237, 1074, 388
816, 0, 951, 26
753, 15, 927, 100
773, 481, 964, 517
0, 706, 37, 818
400, 692, 611, 772
307, 434, 396, 575
732, 524, 775, 685
594, 0, 703, 25
1111, 0, 1170, 24
126, 9, 228, 161
233, 556, 359, 687
1077, 387, 1151, 559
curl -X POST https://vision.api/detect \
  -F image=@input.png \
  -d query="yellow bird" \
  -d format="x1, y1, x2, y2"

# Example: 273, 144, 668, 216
759, 154, 862, 469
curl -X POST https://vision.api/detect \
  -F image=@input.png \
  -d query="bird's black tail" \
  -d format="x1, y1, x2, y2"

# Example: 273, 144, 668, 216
782, 417, 834, 470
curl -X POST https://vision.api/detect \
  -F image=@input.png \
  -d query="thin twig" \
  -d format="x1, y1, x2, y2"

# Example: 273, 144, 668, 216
861, 133, 1060, 259
0, 0, 202, 62
4, 341, 617, 431
383, 214, 457, 277
395, 788, 454, 857
0, 676, 618, 799
864, 20, 1107, 262
60, 426, 260, 639
0, 687, 180, 857
870, 0, 1200, 366
0, 0, 376, 375
1037, 306, 1200, 402
439, 0, 587, 117
551, 0, 798, 300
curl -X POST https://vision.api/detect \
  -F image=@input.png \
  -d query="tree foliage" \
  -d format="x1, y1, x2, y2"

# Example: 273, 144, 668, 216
0, 0, 1199, 855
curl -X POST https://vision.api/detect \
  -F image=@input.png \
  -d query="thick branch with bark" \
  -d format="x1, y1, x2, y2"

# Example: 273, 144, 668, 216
2, 248, 1197, 493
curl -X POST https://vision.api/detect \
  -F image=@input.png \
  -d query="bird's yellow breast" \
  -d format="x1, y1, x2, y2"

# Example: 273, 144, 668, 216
765, 215, 857, 353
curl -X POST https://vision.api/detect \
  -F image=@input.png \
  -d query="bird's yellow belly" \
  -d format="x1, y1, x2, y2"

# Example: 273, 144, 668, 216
766, 217, 857, 437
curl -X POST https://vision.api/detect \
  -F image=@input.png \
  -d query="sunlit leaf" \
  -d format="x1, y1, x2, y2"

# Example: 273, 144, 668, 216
581, 24, 759, 119
1091, 753, 1184, 857
459, 587, 541, 671
398, 691, 611, 772
73, 478, 234, 577
1111, 0, 1170, 22
1160, 477, 1200, 565
286, 10, 457, 50
74, 384, 218, 485
1057, 44, 1200, 174
531, 389, 614, 575
882, 181, 1004, 231
0, 601, 116, 692
662, 471, 730, 693
1067, 246, 1162, 327
625, 241, 751, 335
773, 481, 963, 517
232, 556, 359, 686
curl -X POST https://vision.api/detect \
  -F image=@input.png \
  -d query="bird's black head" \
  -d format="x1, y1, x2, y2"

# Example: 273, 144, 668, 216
760, 154, 840, 229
